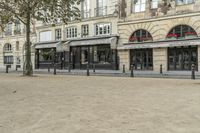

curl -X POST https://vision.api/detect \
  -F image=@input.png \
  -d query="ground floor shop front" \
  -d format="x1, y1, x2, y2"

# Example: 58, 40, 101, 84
118, 41, 200, 72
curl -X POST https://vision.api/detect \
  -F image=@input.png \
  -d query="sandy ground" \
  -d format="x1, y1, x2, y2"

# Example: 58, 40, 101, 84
0, 74, 200, 133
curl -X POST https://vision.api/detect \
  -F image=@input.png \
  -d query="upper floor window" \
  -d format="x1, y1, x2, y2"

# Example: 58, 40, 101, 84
95, 23, 111, 36
129, 29, 153, 42
81, 25, 89, 37
133, 0, 146, 13
4, 43, 12, 52
151, 0, 158, 9
66, 27, 77, 39
39, 31, 52, 42
5, 22, 12, 36
167, 25, 197, 39
96, 0, 107, 16
55, 29, 62, 41
176, 0, 193, 5
14, 20, 21, 35
82, 0, 90, 19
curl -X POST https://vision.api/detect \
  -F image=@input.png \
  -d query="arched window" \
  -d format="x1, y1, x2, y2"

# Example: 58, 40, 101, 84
4, 43, 12, 52
129, 29, 153, 42
167, 25, 197, 39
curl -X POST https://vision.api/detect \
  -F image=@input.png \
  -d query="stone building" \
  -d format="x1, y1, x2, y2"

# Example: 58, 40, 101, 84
34, 0, 119, 70
0, 21, 36, 70
118, 0, 200, 72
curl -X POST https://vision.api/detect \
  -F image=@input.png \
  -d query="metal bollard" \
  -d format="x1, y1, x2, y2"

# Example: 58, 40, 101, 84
6, 65, 8, 73
130, 65, 134, 77
54, 64, 56, 75
123, 64, 125, 73
87, 64, 90, 76
68, 63, 71, 73
93, 64, 95, 73
48, 65, 50, 73
191, 64, 195, 80
160, 64, 163, 74
16, 65, 18, 71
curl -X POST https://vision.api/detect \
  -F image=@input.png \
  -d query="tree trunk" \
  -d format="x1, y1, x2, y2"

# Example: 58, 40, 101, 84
23, 7, 33, 76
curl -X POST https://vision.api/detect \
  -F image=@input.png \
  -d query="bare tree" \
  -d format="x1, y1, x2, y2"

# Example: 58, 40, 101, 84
0, 0, 81, 76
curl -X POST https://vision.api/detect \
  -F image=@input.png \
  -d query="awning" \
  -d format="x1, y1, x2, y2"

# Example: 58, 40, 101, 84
35, 41, 70, 52
69, 36, 118, 49
35, 41, 61, 49
118, 38, 200, 50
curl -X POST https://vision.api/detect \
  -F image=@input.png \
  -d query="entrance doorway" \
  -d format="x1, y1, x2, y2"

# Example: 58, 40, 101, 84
168, 46, 198, 71
130, 49, 153, 70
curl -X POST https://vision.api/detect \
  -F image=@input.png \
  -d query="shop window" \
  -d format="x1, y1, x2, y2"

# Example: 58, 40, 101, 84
81, 25, 89, 37
95, 23, 111, 36
55, 29, 62, 40
132, 0, 146, 13
4, 56, 13, 64
66, 27, 77, 38
129, 29, 153, 42
166, 25, 197, 39
176, 0, 193, 5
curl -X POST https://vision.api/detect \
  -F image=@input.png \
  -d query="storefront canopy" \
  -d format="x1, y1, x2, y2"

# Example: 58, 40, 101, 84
35, 41, 69, 52
69, 36, 118, 49
118, 38, 200, 50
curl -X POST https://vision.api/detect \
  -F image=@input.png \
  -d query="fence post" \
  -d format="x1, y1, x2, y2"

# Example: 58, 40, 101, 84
130, 65, 134, 77
48, 64, 50, 73
87, 64, 90, 76
68, 63, 71, 73
191, 64, 195, 80
123, 64, 125, 73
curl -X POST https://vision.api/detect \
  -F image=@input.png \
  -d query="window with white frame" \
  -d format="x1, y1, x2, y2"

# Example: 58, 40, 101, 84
55, 29, 62, 40
133, 0, 146, 13
96, 0, 107, 16
81, 25, 89, 37
82, 0, 90, 19
14, 20, 21, 35
4, 56, 13, 64
95, 23, 111, 36
151, 0, 158, 9
176, 0, 193, 5
5, 22, 13, 36
4, 43, 12, 52
39, 31, 52, 42
66, 27, 77, 38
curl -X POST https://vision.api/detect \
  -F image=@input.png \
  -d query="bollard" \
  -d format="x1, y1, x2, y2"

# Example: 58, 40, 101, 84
48, 64, 50, 73
191, 64, 195, 80
160, 64, 163, 74
6, 65, 8, 73
130, 65, 134, 77
87, 64, 90, 76
68, 63, 71, 73
93, 64, 95, 73
16, 65, 18, 71
54, 63, 56, 75
123, 64, 125, 73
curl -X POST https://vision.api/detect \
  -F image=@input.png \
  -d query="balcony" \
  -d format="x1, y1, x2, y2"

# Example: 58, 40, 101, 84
81, 9, 91, 19
95, 6, 107, 17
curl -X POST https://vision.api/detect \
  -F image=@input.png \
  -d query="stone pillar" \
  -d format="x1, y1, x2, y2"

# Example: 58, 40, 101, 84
118, 49, 130, 70
153, 48, 168, 72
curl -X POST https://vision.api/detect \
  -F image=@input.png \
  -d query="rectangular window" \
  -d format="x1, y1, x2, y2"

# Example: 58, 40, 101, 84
81, 25, 89, 37
55, 29, 62, 41
5, 23, 12, 36
39, 31, 52, 42
133, 0, 146, 13
176, 0, 193, 5
82, 0, 90, 19
16, 41, 19, 51
66, 27, 77, 39
4, 56, 13, 64
151, 0, 158, 9
96, 0, 107, 16
14, 21, 21, 35
95, 23, 111, 36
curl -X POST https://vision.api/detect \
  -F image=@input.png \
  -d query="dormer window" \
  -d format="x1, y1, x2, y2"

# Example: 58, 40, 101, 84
176, 0, 193, 5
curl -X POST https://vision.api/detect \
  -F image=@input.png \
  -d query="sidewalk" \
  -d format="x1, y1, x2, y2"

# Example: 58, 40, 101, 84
0, 68, 200, 79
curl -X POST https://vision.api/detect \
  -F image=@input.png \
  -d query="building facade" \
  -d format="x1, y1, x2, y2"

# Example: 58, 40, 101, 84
34, 0, 119, 70
118, 0, 200, 72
